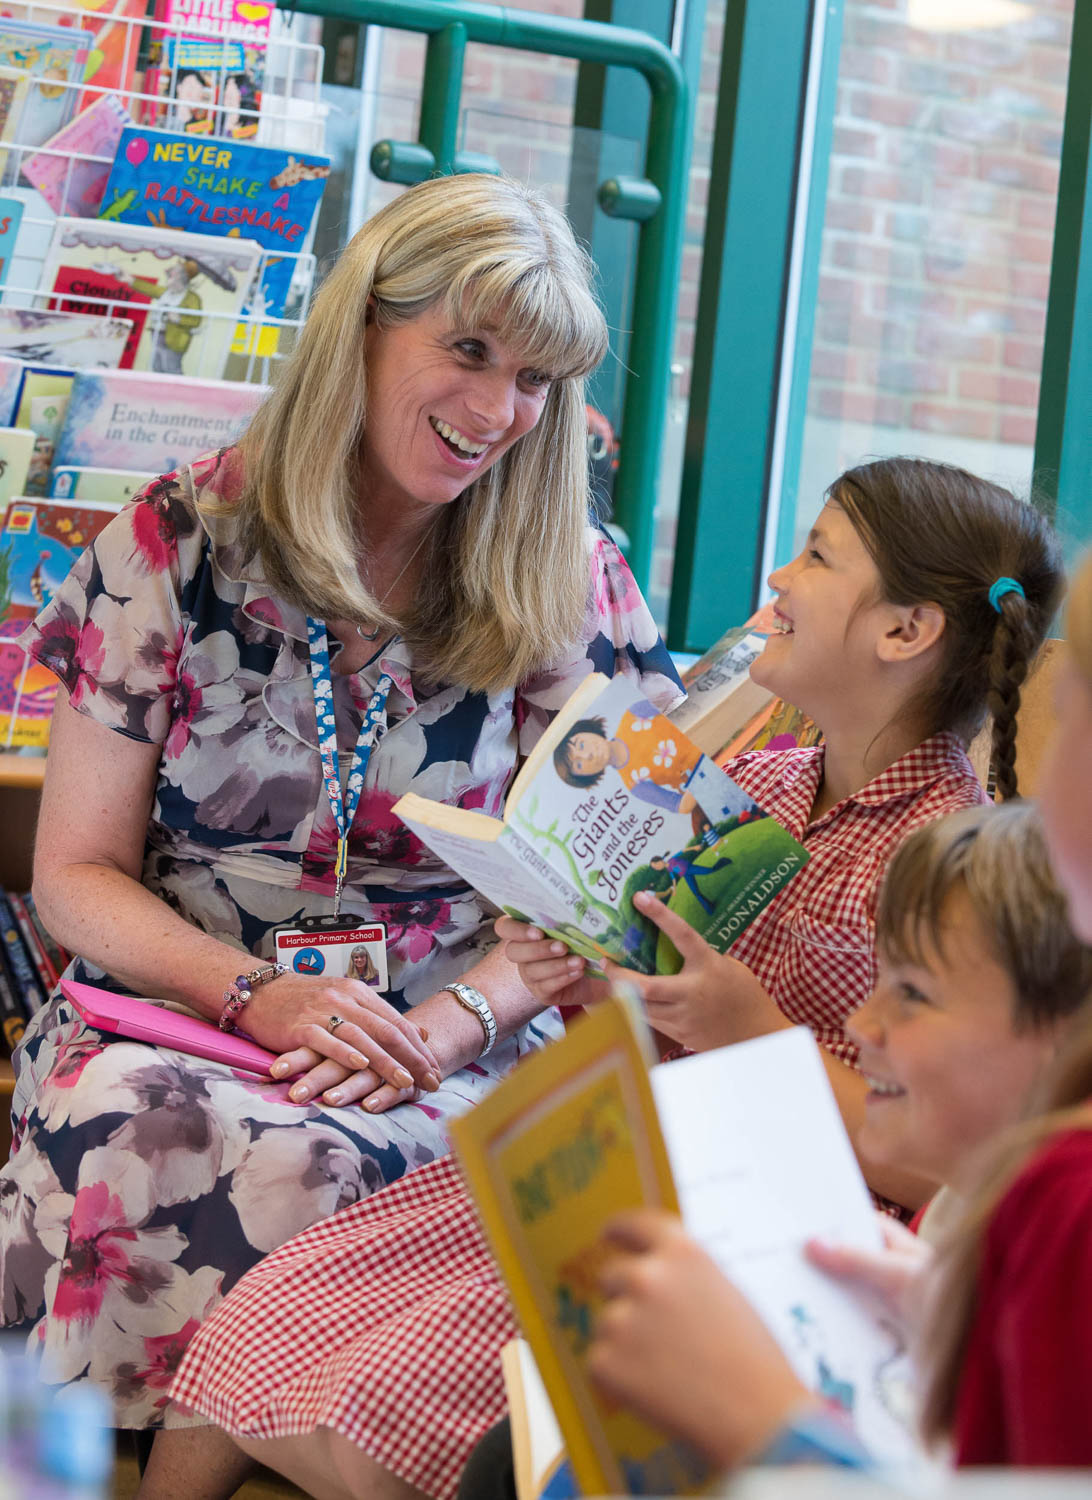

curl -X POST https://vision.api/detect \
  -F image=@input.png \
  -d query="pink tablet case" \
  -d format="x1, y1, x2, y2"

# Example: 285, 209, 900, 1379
61, 979, 300, 1078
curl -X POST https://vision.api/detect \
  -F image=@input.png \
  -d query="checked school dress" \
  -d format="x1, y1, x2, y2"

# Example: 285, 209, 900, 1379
169, 732, 986, 1498
0, 447, 683, 1426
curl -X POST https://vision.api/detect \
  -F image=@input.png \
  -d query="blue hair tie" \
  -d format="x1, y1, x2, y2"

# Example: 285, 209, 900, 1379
988, 576, 1025, 613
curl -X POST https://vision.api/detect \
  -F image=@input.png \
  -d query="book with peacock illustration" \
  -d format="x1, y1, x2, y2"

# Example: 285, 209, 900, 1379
394, 672, 808, 975
0, 495, 119, 751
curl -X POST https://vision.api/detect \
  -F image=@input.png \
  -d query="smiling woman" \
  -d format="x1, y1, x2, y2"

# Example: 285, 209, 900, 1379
0, 174, 682, 1485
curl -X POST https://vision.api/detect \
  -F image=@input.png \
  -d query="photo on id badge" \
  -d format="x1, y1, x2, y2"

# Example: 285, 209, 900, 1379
273, 920, 389, 992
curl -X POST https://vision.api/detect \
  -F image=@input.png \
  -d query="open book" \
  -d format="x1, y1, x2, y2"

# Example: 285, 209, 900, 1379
451, 995, 919, 1498
395, 672, 808, 974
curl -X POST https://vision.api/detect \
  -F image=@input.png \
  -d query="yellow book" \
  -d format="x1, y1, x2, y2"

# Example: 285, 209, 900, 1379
450, 989, 715, 1498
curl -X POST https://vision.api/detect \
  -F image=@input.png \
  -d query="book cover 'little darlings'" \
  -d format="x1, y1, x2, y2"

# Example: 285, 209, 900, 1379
98, 127, 331, 318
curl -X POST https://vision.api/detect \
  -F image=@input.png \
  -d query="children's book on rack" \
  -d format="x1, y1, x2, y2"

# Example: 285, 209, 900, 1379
395, 672, 809, 976
0, 69, 30, 180
20, 93, 133, 218
145, 0, 275, 140
0, 19, 93, 153
0, 355, 21, 424
50, 463, 152, 504
451, 993, 918, 1498
0, 308, 132, 368
42, 216, 263, 380
13, 363, 75, 496
0, 494, 120, 752
99, 126, 331, 320
0, 426, 36, 506
0, 188, 23, 286
53, 366, 267, 474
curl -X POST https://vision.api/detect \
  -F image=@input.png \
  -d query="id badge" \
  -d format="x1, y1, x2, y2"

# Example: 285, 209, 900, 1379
272, 917, 389, 992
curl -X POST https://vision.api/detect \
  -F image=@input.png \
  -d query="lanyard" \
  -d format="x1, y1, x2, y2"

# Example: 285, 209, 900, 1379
307, 617, 393, 917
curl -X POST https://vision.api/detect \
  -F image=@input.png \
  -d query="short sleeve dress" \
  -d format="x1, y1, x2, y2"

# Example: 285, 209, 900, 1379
0, 447, 683, 1426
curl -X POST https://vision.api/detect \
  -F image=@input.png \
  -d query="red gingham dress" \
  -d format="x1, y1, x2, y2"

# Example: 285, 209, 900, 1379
169, 733, 985, 1499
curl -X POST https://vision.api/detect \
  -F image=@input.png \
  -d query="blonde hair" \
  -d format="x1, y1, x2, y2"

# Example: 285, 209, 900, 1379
877, 802, 1092, 1033
230, 174, 608, 692
917, 551, 1092, 1447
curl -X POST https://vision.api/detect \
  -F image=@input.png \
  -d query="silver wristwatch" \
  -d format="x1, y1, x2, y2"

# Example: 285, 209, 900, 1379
441, 981, 498, 1056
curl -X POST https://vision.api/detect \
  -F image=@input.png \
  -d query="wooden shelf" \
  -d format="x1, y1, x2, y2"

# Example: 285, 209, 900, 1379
0, 754, 45, 790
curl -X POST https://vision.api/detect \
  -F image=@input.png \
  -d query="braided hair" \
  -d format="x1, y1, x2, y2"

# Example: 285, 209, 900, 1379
832, 458, 1064, 801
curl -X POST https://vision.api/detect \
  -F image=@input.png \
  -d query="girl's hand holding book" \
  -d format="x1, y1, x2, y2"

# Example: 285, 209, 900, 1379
494, 916, 606, 1009
589, 1208, 812, 1469
805, 1214, 932, 1341
608, 891, 792, 1052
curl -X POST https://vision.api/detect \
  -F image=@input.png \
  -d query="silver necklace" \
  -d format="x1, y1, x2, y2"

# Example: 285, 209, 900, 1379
356, 528, 431, 641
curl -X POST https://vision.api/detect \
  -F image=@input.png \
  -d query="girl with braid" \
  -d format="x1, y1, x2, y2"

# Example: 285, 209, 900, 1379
168, 459, 1062, 1500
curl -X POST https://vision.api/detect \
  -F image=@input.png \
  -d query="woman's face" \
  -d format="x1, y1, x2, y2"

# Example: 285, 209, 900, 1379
1038, 658, 1092, 943
359, 302, 553, 515
750, 501, 890, 725
847, 888, 1057, 1193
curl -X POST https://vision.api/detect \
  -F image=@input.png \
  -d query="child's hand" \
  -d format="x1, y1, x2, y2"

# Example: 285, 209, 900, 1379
494, 916, 604, 1009
607, 891, 790, 1052
589, 1209, 811, 1469
805, 1213, 933, 1340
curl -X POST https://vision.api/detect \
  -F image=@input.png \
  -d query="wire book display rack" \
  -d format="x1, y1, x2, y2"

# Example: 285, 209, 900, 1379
0, 0, 327, 384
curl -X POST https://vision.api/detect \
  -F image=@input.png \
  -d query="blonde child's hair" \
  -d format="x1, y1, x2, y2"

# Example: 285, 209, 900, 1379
917, 551, 1092, 1446
229, 174, 608, 693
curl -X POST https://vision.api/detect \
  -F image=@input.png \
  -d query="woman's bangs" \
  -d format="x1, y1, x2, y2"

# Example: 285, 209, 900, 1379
449, 263, 606, 380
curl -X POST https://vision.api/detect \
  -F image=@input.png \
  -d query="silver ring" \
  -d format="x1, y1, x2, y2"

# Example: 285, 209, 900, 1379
327, 1015, 345, 1034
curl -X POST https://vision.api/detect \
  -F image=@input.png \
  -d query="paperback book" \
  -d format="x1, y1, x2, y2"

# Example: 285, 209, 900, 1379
0, 354, 22, 425
99, 127, 330, 319
0, 889, 45, 1015
20, 93, 133, 218
452, 1000, 919, 1497
0, 494, 119, 750
0, 308, 131, 368
50, 463, 153, 504
42, 216, 263, 380
0, 20, 93, 153
13, 363, 75, 496
395, 672, 808, 975
0, 76, 28, 184
6, 889, 62, 990
672, 601, 778, 758
0, 193, 24, 290
52, 365, 267, 475
0, 426, 36, 506
146, 0, 274, 139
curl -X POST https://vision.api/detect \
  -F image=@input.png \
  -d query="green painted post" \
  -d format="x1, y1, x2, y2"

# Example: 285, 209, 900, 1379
667, 0, 816, 651
420, 21, 467, 177
276, 0, 688, 594
1033, 0, 1092, 556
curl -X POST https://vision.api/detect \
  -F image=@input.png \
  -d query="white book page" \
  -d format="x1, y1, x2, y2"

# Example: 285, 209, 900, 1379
652, 1028, 920, 1467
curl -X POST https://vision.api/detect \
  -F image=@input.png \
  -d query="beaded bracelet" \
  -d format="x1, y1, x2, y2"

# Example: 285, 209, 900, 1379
219, 963, 288, 1033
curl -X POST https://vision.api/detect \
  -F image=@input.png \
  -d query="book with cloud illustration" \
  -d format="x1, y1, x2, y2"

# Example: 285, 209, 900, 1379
395, 672, 807, 975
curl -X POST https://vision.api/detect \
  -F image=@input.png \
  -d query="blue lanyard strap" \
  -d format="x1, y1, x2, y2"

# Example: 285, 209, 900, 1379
307, 616, 394, 916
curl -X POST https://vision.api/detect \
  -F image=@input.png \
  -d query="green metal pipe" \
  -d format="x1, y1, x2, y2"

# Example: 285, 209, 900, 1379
276, 0, 688, 593
420, 21, 467, 175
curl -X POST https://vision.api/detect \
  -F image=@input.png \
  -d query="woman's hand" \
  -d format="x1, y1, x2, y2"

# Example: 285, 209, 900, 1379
805, 1213, 933, 1340
607, 891, 790, 1052
244, 972, 442, 1106
589, 1210, 811, 1469
494, 916, 607, 1009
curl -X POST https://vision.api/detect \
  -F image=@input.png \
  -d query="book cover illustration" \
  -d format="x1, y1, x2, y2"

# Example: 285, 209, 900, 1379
0, 68, 29, 181
0, 307, 131, 368
50, 463, 152, 504
0, 495, 119, 750
70, 0, 148, 113
0, 20, 93, 153
451, 991, 711, 1499
148, 0, 273, 139
20, 92, 132, 217
395, 672, 809, 976
0, 355, 22, 425
99, 127, 331, 319
53, 365, 267, 475
13, 363, 74, 496
42, 216, 262, 380
0, 190, 22, 288
0, 426, 36, 507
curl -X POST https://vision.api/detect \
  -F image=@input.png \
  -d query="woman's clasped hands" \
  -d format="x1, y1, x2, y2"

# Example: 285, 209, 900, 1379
242, 971, 442, 1113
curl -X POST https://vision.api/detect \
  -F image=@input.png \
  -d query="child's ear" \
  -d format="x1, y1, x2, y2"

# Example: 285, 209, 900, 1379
876, 602, 945, 664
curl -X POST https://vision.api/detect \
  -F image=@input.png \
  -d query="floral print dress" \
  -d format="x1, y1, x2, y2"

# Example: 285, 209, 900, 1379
0, 448, 682, 1426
